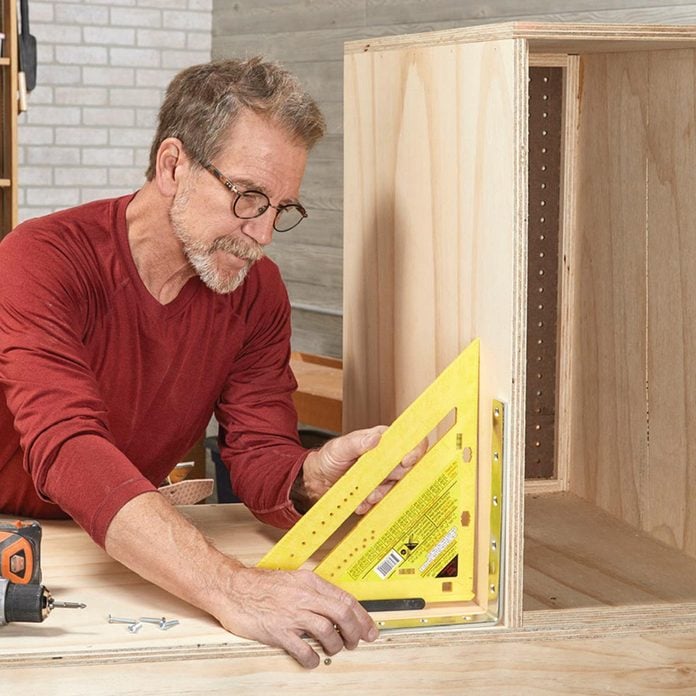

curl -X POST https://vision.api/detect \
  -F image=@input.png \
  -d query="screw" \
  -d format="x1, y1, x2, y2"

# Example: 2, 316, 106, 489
160, 619, 180, 630
108, 614, 138, 625
127, 621, 143, 634
140, 616, 168, 628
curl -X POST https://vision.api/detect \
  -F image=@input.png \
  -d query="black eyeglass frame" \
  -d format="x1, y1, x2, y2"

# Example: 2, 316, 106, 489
201, 162, 308, 233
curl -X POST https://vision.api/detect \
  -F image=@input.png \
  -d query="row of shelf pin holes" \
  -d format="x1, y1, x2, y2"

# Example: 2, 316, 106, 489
529, 72, 557, 459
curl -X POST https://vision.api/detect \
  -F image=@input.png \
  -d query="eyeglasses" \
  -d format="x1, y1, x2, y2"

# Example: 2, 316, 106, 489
201, 162, 308, 233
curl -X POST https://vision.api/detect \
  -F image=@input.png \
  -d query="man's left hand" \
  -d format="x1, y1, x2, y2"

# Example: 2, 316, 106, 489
296, 426, 428, 514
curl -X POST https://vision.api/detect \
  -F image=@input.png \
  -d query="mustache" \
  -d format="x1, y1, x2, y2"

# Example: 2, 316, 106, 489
208, 235, 264, 262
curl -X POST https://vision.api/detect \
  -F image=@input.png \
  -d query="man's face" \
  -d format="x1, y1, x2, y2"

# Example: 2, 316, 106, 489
170, 111, 308, 294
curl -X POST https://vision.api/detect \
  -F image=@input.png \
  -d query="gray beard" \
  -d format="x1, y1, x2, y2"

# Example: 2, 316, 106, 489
170, 195, 264, 294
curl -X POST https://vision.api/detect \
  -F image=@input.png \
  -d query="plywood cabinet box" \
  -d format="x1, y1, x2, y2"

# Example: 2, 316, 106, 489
343, 22, 696, 639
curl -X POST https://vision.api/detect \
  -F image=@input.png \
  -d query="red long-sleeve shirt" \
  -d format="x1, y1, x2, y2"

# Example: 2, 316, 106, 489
0, 194, 306, 546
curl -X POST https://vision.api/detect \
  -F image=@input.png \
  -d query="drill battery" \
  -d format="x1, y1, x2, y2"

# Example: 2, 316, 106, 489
0, 520, 42, 585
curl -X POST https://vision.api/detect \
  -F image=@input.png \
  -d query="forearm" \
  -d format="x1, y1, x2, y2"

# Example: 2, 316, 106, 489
104, 490, 378, 668
104, 491, 241, 619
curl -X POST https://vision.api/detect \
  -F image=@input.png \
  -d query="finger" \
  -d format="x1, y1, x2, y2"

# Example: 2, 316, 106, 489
402, 437, 429, 467
384, 437, 429, 482
303, 572, 378, 645
304, 615, 346, 655
353, 441, 429, 515
355, 481, 393, 514
385, 462, 412, 482
323, 425, 388, 465
280, 630, 321, 669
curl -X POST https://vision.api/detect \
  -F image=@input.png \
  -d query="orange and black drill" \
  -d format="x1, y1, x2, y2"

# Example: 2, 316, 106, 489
0, 520, 85, 624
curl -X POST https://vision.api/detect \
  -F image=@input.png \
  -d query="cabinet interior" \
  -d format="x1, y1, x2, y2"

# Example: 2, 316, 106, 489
524, 48, 696, 617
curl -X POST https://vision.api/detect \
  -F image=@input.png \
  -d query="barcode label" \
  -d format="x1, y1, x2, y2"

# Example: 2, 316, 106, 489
373, 549, 403, 579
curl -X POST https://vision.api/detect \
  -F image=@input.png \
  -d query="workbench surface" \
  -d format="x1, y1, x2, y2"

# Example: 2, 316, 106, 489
3, 504, 696, 695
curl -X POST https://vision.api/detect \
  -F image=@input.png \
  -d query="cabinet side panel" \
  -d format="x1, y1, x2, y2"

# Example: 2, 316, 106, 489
569, 53, 648, 526
646, 49, 696, 558
343, 38, 526, 624
571, 48, 696, 558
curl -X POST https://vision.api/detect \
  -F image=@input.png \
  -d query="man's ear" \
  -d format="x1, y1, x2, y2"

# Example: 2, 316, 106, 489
154, 138, 188, 197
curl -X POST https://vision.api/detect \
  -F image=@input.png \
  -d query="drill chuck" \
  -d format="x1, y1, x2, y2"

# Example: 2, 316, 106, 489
0, 578, 50, 624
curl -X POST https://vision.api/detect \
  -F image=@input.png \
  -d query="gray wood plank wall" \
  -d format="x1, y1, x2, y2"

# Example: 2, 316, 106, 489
212, 0, 696, 358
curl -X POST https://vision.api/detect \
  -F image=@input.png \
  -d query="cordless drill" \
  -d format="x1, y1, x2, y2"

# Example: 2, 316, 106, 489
0, 519, 86, 625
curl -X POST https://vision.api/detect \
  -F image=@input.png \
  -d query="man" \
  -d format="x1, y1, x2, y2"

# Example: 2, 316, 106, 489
0, 58, 424, 668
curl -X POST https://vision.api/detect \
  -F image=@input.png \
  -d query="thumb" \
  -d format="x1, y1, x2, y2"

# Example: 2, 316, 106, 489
325, 425, 388, 464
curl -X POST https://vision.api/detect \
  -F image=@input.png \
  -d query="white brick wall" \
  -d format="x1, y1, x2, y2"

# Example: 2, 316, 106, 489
18, 0, 212, 221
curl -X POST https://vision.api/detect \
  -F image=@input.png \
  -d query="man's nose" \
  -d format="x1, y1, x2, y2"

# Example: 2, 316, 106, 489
242, 212, 275, 247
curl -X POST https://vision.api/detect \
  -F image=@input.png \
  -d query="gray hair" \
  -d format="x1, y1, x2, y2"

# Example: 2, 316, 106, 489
145, 57, 325, 180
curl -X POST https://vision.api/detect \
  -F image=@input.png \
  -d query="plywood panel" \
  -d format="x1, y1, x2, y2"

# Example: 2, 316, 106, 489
345, 23, 696, 55
524, 493, 696, 611
569, 51, 649, 525
646, 48, 696, 556
343, 37, 527, 625
7, 629, 696, 694
570, 47, 696, 559
6, 507, 696, 694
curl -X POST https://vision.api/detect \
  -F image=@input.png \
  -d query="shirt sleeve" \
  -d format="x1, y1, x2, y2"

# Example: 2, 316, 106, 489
0, 227, 156, 547
215, 261, 308, 529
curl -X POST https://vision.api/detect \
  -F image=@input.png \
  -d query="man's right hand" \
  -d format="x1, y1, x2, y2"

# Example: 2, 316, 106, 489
216, 565, 378, 668
105, 492, 377, 669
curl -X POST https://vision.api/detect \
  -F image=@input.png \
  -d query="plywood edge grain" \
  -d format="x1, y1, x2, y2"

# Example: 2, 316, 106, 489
6, 603, 696, 670
554, 54, 581, 493
9, 630, 696, 695
345, 22, 696, 55
524, 602, 696, 637
524, 479, 564, 495
504, 37, 529, 631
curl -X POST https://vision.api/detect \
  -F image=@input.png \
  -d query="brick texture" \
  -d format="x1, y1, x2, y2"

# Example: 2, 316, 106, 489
18, 0, 212, 222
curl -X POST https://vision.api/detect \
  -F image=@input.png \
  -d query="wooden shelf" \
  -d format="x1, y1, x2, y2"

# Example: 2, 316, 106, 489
0, 178, 11, 188
290, 352, 342, 433
524, 492, 696, 612
0, 57, 9, 66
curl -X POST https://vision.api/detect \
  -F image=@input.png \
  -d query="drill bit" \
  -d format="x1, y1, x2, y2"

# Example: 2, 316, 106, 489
49, 599, 87, 610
